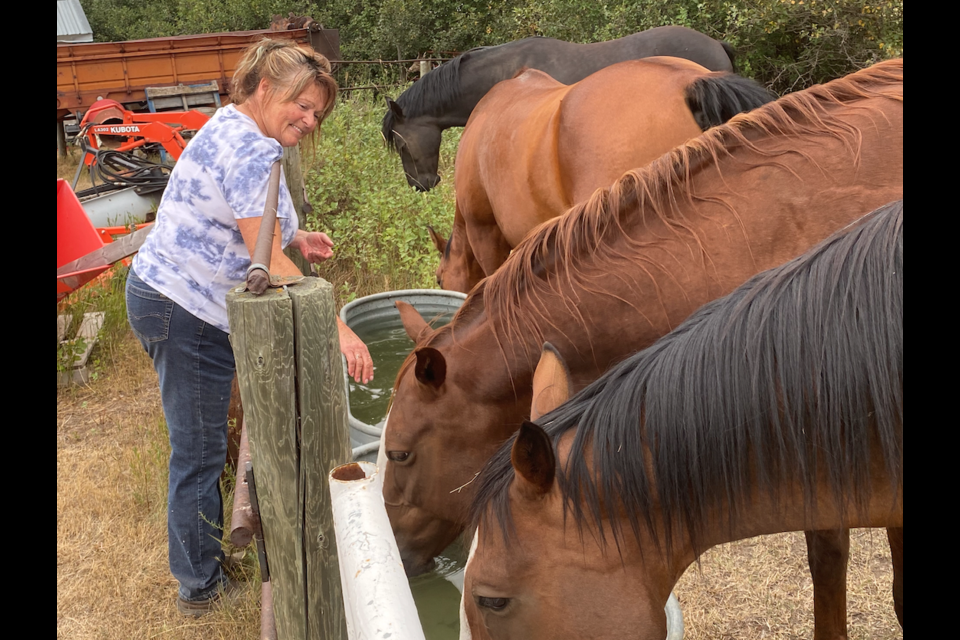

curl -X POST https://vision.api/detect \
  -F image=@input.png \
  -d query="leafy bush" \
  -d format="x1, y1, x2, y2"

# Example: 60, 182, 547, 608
82, 0, 902, 95
303, 93, 460, 302
80, 0, 314, 42
313, 0, 902, 94
502, 0, 902, 93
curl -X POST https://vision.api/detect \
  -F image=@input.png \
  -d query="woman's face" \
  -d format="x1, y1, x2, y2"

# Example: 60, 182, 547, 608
258, 81, 327, 147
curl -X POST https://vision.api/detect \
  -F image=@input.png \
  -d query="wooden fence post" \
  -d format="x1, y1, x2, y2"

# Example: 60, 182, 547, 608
227, 278, 350, 640
283, 147, 312, 276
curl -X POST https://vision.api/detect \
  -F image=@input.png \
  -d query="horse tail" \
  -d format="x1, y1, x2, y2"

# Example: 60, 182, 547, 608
684, 73, 775, 131
721, 41, 738, 73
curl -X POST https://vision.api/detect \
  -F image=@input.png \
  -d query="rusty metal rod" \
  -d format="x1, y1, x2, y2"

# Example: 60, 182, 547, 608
260, 580, 277, 640
245, 161, 281, 295
229, 418, 259, 547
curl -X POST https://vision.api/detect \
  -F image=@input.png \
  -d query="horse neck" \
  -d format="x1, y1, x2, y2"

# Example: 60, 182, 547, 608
494, 96, 901, 387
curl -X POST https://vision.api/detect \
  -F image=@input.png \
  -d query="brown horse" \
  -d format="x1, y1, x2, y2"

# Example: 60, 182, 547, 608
462, 200, 903, 639
385, 58, 902, 638
430, 57, 774, 292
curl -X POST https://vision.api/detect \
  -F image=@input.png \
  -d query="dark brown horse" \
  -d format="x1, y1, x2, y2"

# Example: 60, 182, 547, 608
384, 58, 902, 639
383, 26, 737, 190
430, 57, 773, 292
463, 200, 903, 639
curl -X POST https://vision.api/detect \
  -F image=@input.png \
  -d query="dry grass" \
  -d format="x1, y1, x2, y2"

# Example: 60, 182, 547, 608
57, 332, 903, 639
58, 148, 93, 191
674, 531, 901, 639
57, 335, 261, 640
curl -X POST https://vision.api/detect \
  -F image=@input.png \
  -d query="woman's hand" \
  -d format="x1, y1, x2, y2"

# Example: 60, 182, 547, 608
338, 317, 373, 384
292, 229, 334, 264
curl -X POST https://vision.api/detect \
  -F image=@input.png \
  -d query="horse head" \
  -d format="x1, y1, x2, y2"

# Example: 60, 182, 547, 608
384, 98, 443, 191
461, 345, 670, 639
429, 223, 486, 293
383, 298, 530, 576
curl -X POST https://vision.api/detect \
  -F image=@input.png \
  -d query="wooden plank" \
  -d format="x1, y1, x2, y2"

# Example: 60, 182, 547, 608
76, 312, 105, 341
58, 315, 70, 343
58, 311, 105, 387
56, 224, 154, 276
226, 287, 305, 640
290, 278, 350, 640
72, 312, 105, 368
145, 81, 219, 97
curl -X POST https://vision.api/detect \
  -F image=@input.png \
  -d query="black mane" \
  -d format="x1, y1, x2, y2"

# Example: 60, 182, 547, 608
472, 201, 904, 556
382, 47, 487, 152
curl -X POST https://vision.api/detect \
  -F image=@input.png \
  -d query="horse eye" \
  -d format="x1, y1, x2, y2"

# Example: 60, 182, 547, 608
477, 596, 510, 612
387, 451, 409, 462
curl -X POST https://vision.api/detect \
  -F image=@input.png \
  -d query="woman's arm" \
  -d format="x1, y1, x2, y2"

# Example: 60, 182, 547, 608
237, 217, 304, 277
237, 217, 373, 383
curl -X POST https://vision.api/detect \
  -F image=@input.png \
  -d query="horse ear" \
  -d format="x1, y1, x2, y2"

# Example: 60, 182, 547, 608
511, 420, 556, 499
427, 226, 447, 255
414, 347, 446, 389
396, 301, 434, 342
386, 97, 404, 119
531, 342, 573, 420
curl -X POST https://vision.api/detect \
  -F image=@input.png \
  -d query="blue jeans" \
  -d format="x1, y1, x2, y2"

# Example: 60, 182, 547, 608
125, 268, 235, 601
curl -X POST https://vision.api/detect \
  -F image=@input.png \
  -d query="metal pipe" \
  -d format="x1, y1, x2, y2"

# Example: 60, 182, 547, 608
260, 580, 278, 640
230, 418, 259, 547
351, 440, 380, 460
246, 161, 281, 295
329, 461, 425, 640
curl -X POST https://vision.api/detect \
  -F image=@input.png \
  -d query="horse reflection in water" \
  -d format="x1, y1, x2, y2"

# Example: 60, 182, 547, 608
463, 201, 903, 639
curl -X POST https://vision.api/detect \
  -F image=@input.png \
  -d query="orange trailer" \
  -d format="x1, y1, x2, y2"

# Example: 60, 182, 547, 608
57, 26, 340, 120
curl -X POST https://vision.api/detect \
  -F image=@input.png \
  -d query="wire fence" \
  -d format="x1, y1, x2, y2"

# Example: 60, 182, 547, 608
329, 57, 454, 94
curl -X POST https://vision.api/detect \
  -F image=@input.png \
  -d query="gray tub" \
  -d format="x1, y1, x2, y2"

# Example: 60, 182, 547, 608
340, 289, 467, 459
339, 288, 683, 638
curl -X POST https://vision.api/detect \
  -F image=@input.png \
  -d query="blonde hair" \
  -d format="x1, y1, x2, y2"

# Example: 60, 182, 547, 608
232, 39, 338, 127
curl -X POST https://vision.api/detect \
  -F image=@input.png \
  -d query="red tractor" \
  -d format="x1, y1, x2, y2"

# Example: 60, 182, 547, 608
78, 98, 210, 164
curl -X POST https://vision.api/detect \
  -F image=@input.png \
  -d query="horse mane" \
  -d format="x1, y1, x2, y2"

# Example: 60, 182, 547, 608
382, 46, 490, 152
472, 200, 903, 557
483, 58, 903, 369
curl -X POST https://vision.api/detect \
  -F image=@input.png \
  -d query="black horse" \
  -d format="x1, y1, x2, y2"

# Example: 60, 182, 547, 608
382, 26, 738, 191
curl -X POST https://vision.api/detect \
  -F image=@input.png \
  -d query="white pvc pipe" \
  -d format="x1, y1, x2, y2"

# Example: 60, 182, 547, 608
329, 460, 425, 640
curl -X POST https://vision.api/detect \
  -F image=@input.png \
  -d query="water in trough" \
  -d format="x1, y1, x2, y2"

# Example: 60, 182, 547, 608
345, 301, 464, 639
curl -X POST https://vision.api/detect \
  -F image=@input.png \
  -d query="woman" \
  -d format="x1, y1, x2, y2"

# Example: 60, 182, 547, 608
126, 39, 371, 615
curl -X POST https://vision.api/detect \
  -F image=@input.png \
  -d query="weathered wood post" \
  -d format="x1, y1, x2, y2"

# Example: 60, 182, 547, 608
227, 276, 351, 640
282, 147, 312, 275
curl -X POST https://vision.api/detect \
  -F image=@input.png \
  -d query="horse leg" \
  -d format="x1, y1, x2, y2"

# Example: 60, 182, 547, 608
886, 527, 903, 627
805, 528, 850, 640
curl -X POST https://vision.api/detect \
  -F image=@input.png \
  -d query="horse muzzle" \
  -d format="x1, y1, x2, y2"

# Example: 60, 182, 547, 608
409, 173, 441, 192
387, 501, 462, 577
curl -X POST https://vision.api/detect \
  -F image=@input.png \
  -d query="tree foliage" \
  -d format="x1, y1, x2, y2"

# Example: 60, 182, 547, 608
81, 0, 903, 95
80, 0, 313, 43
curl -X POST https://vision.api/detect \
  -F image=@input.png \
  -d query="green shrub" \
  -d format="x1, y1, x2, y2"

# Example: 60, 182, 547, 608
303, 93, 460, 302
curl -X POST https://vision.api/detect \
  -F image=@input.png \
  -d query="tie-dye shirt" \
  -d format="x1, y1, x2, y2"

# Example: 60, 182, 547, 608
133, 104, 298, 332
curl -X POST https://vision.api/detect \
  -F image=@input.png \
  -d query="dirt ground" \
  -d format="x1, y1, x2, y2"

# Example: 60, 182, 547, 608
57, 332, 902, 639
